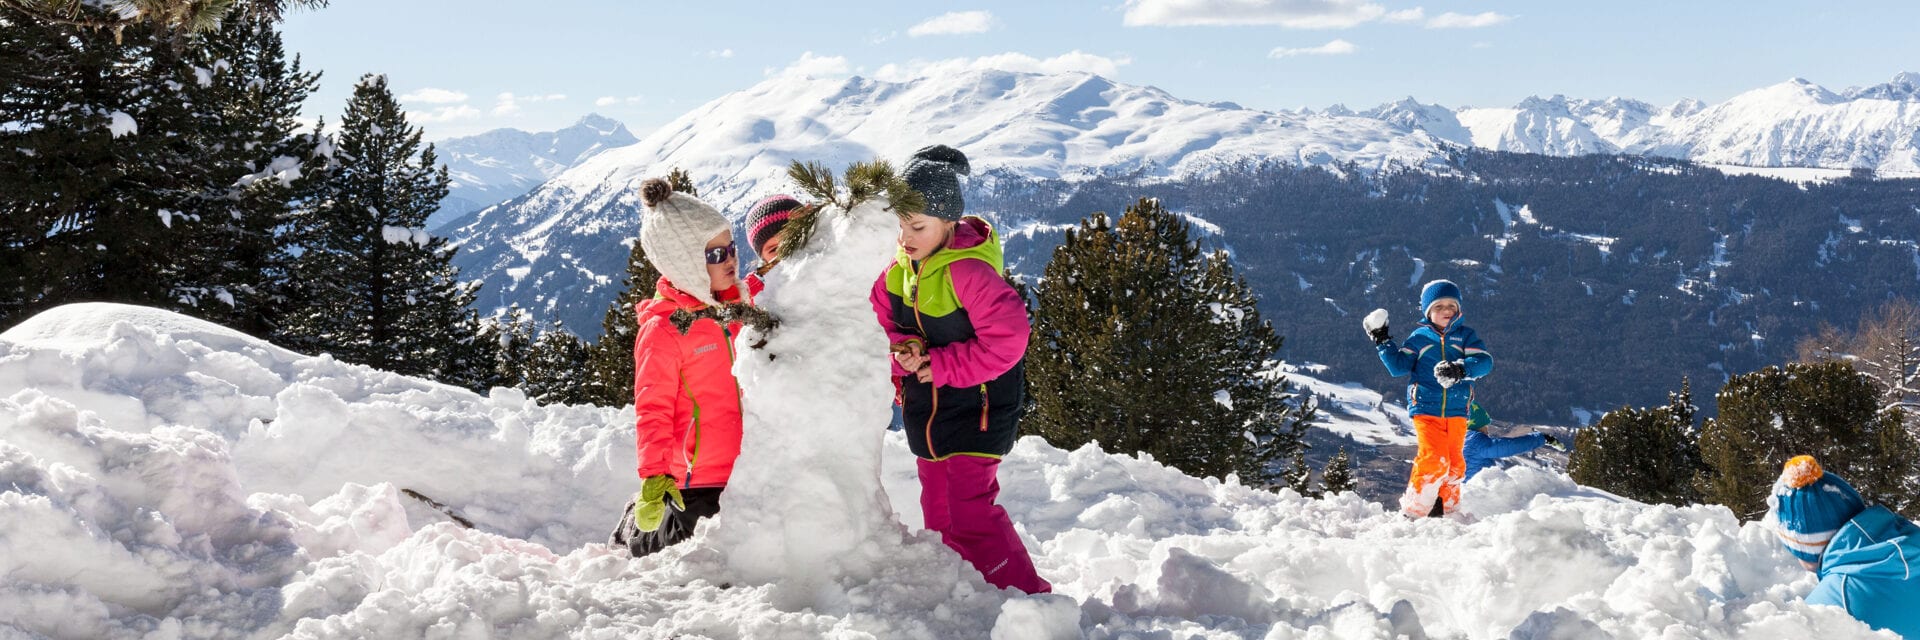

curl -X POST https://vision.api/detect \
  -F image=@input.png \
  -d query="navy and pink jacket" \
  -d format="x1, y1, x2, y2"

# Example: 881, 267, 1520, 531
869, 216, 1029, 460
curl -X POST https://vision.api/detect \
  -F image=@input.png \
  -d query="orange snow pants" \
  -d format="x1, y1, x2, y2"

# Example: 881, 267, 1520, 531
1401, 414, 1467, 518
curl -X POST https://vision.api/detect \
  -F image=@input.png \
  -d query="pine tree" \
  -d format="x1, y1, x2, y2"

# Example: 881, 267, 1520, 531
1283, 448, 1317, 498
282, 73, 478, 382
1026, 198, 1317, 486
523, 326, 591, 405
1568, 378, 1702, 506
579, 168, 689, 406
1320, 446, 1357, 496
165, 14, 325, 336
475, 305, 535, 391
1, 11, 192, 326
0, 6, 323, 333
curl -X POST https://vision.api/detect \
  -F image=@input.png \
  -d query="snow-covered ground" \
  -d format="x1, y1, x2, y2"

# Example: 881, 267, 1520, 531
1278, 362, 1416, 447
2, 303, 1887, 639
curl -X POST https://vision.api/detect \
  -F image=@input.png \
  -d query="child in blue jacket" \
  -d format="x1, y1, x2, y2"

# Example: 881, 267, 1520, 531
1365, 279, 1493, 518
1766, 455, 1920, 638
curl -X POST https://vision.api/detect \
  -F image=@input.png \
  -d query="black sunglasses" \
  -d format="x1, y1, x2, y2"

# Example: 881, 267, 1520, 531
704, 243, 737, 265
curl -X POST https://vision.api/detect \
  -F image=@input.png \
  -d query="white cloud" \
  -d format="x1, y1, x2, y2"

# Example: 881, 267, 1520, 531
1382, 7, 1424, 23
767, 51, 853, 79
1122, 0, 1388, 29
1426, 11, 1512, 28
873, 51, 1132, 82
409, 105, 480, 123
707, 48, 734, 58
908, 10, 997, 36
492, 92, 521, 117
1268, 38, 1357, 58
595, 96, 645, 108
399, 87, 468, 104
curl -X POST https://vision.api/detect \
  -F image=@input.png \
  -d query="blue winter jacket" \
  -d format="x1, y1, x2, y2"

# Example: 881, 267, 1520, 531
1807, 505, 1920, 638
1376, 321, 1492, 418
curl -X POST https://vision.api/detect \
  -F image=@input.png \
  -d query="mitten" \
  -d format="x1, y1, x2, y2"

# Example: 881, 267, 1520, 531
1433, 360, 1466, 388
1363, 309, 1391, 345
633, 474, 686, 533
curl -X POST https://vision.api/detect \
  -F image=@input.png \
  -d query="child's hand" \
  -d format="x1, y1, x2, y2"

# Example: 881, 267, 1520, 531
1434, 360, 1466, 388
915, 366, 933, 384
893, 349, 928, 373
1363, 309, 1391, 345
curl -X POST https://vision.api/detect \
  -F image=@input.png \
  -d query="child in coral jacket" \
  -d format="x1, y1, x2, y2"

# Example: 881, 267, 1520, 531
612, 178, 755, 557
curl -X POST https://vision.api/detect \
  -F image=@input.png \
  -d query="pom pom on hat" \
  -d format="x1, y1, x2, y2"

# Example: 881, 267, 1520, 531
1780, 455, 1825, 489
1765, 455, 1867, 571
640, 178, 673, 208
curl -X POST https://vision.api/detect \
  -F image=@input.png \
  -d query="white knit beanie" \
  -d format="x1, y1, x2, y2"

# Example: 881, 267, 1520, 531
638, 177, 732, 306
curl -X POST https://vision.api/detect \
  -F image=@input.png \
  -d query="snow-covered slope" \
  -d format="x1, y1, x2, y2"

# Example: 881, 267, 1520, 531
0, 303, 1887, 638
1369, 72, 1920, 173
430, 114, 638, 229
447, 69, 1449, 329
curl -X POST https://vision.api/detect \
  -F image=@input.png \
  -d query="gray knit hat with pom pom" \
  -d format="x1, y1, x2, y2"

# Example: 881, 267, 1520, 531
901, 144, 970, 221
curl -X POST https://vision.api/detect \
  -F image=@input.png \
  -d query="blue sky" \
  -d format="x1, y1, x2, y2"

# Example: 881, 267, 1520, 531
279, 1, 1920, 141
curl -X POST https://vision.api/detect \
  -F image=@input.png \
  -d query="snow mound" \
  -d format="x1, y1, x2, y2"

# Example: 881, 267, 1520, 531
0, 303, 1886, 638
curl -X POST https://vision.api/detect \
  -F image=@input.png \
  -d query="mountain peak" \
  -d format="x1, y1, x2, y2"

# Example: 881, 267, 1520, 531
1844, 71, 1920, 101
571, 113, 625, 132
1744, 77, 1841, 105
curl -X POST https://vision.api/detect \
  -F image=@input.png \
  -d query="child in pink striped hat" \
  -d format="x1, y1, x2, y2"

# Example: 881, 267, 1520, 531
745, 194, 802, 265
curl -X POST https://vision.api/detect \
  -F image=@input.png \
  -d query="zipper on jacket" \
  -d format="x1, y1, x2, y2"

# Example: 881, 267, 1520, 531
680, 319, 740, 491
910, 261, 939, 459
1439, 325, 1450, 420
979, 384, 990, 432
684, 382, 700, 490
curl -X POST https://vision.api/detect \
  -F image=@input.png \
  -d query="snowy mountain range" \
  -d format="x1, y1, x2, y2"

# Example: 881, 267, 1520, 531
447, 69, 1448, 329
1361, 71, 1920, 172
444, 69, 1920, 333
428, 113, 637, 229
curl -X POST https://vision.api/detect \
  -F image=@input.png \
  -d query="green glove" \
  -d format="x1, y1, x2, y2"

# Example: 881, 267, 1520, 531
633, 475, 686, 533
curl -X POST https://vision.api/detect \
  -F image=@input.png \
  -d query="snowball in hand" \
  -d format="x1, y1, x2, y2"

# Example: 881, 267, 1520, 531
1364, 308, 1389, 333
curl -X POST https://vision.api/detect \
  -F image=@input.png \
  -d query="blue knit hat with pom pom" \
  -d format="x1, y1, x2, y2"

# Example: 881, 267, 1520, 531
1765, 455, 1867, 570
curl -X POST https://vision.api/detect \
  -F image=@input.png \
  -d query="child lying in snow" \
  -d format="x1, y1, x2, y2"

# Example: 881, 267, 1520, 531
1765, 455, 1920, 638
1462, 402, 1568, 481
